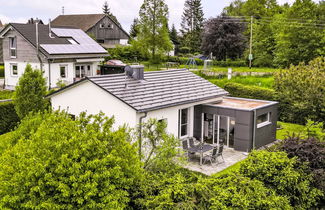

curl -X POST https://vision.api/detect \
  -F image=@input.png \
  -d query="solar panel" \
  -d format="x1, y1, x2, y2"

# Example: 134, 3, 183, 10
41, 28, 107, 54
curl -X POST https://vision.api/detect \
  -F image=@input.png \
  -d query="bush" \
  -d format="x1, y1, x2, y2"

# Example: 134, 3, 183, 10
224, 82, 277, 101
0, 102, 19, 135
107, 45, 147, 62
0, 111, 143, 209
274, 57, 325, 124
239, 150, 323, 209
198, 173, 291, 209
0, 65, 4, 78
212, 59, 247, 67
279, 136, 325, 205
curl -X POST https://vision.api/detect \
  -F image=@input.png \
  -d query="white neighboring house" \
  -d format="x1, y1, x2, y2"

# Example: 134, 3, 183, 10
0, 23, 108, 89
48, 68, 228, 138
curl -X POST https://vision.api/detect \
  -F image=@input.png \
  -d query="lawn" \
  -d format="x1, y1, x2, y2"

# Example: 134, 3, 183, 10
0, 90, 14, 100
180, 65, 279, 73
207, 75, 274, 89
276, 122, 305, 140
0, 65, 4, 78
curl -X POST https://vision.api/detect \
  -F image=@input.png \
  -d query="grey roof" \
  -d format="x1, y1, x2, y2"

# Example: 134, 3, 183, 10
2, 23, 107, 56
83, 69, 228, 112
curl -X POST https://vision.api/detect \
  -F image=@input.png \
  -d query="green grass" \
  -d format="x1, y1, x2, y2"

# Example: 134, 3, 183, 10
180, 65, 279, 73
214, 160, 243, 176
276, 122, 305, 140
0, 90, 14, 100
0, 65, 4, 78
207, 75, 274, 89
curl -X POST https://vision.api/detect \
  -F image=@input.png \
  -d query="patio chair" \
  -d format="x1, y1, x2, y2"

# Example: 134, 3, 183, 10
215, 144, 225, 164
188, 137, 199, 148
203, 147, 218, 165
182, 140, 191, 160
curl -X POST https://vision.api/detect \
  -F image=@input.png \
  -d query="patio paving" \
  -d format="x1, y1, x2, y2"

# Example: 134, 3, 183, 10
184, 148, 248, 176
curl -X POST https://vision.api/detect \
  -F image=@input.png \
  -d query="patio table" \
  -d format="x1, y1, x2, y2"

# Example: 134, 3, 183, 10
188, 144, 215, 165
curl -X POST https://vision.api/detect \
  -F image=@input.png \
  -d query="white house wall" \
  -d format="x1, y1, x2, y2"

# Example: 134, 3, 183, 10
50, 80, 137, 130
136, 98, 222, 139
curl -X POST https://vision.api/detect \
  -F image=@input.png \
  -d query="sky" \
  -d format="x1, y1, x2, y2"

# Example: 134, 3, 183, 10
0, 0, 309, 32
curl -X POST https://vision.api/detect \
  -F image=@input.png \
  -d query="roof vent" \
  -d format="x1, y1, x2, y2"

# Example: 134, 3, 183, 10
125, 65, 144, 80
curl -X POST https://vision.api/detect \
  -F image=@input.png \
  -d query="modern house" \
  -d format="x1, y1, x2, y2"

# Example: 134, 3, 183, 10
51, 14, 130, 48
47, 68, 278, 152
0, 23, 108, 89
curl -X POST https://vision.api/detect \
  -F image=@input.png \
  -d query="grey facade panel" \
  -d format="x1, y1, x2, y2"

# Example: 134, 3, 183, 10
234, 124, 251, 141
235, 110, 253, 125
234, 138, 251, 152
193, 105, 203, 140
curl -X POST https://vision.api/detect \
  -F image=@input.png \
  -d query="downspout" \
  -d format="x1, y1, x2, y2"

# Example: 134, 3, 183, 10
138, 112, 148, 160
252, 109, 257, 151
36, 22, 43, 71
48, 59, 52, 90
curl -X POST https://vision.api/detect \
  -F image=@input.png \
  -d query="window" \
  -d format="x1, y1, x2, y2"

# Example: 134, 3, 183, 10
97, 39, 105, 43
60, 65, 67, 78
10, 64, 18, 76
9, 37, 17, 58
257, 112, 271, 128
67, 38, 78, 45
100, 24, 104, 28
180, 108, 189, 137
75, 64, 91, 78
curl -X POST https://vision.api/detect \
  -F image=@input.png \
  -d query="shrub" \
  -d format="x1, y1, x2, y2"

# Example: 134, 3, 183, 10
197, 173, 291, 209
279, 136, 325, 205
0, 102, 19, 135
224, 82, 277, 101
13, 64, 49, 119
0, 111, 143, 209
240, 150, 323, 209
107, 45, 148, 62
274, 57, 325, 124
0, 65, 4, 78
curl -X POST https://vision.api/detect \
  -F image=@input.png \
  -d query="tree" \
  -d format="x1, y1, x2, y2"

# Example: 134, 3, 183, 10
0, 111, 143, 209
272, 0, 324, 67
180, 0, 204, 53
239, 150, 323, 209
102, 1, 121, 26
136, 0, 172, 62
13, 64, 48, 119
169, 24, 179, 55
201, 14, 247, 60
129, 18, 140, 40
274, 57, 325, 124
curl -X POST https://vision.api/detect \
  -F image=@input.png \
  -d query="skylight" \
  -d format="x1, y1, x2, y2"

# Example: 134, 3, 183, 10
67, 38, 78, 45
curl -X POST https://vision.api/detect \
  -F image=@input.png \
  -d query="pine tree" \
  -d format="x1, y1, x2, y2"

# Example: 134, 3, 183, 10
180, 0, 204, 53
129, 18, 140, 39
169, 24, 179, 43
136, 0, 172, 62
102, 1, 121, 26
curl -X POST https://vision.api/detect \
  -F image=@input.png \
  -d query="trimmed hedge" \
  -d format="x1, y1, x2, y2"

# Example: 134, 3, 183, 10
224, 82, 277, 101
0, 102, 19, 135
0, 90, 14, 100
0, 65, 4, 78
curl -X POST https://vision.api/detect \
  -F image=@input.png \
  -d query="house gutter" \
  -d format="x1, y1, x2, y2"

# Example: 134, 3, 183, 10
138, 112, 148, 160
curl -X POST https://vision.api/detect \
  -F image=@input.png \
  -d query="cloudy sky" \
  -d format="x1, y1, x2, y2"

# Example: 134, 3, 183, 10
0, 0, 309, 32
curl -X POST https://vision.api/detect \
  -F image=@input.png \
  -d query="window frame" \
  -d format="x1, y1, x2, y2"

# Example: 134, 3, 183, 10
256, 112, 271, 128
9, 37, 17, 58
60, 65, 68, 78
10, 63, 18, 76
179, 108, 190, 138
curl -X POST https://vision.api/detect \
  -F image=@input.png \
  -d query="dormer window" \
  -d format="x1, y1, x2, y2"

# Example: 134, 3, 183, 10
67, 38, 78, 45
9, 37, 17, 58
100, 24, 105, 28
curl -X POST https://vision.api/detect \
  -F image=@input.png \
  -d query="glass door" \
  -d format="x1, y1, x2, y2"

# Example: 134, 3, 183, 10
216, 116, 235, 148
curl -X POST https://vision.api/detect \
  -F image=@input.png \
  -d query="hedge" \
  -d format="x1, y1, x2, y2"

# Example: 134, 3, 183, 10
0, 65, 4, 78
0, 90, 14, 100
0, 102, 19, 135
167, 56, 247, 67
224, 82, 277, 101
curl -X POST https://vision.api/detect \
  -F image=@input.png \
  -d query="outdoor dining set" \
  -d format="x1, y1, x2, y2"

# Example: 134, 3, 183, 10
182, 137, 225, 165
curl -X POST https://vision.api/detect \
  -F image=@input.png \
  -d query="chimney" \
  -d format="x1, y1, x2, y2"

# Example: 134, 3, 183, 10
125, 65, 144, 80
48, 19, 53, 38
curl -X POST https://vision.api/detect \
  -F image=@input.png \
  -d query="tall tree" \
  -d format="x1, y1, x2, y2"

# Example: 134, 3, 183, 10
13, 64, 48, 119
129, 18, 140, 40
102, 1, 121, 26
169, 24, 179, 55
180, 0, 204, 53
201, 15, 247, 60
136, 0, 172, 62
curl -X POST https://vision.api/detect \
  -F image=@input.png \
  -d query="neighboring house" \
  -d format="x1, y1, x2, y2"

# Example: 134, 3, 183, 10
0, 23, 108, 89
0, 20, 3, 64
51, 14, 130, 48
47, 68, 278, 152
